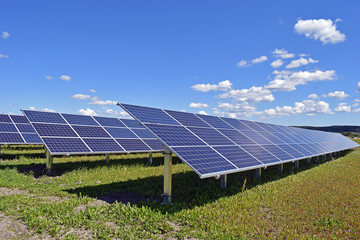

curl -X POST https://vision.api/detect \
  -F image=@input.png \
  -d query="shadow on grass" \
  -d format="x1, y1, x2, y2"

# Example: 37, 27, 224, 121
65, 151, 351, 214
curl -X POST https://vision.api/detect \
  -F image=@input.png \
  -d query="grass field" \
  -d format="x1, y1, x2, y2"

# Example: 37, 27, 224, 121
0, 139, 359, 239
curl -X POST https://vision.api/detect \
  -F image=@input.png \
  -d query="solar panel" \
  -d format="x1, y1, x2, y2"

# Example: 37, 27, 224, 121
119, 103, 360, 178
22, 110, 164, 155
0, 114, 43, 144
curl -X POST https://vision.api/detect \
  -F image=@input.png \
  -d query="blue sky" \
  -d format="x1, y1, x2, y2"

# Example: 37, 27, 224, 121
0, 1, 359, 126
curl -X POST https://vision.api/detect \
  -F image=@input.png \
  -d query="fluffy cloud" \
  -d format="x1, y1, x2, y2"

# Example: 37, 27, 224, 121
286, 58, 318, 69
29, 106, 55, 112
265, 70, 336, 91
2, 32, 10, 39
308, 93, 320, 99
103, 108, 130, 117
0, 54, 9, 58
77, 108, 98, 116
198, 111, 208, 115
335, 103, 351, 112
218, 86, 275, 103
45, 75, 53, 80
322, 91, 349, 100
353, 108, 360, 113
252, 55, 268, 64
71, 94, 91, 100
214, 102, 259, 118
191, 80, 232, 92
189, 102, 209, 108
89, 97, 117, 106
272, 48, 295, 59
59, 75, 71, 81
270, 59, 284, 68
262, 99, 333, 117
294, 19, 345, 44
89, 89, 96, 93
236, 60, 248, 67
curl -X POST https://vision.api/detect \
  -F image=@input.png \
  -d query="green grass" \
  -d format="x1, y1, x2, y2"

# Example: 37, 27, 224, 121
0, 140, 359, 239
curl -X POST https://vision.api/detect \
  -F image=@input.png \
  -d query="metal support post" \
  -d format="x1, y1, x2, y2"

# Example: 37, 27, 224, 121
105, 154, 109, 166
315, 156, 319, 163
220, 174, 227, 189
306, 158, 311, 165
278, 163, 283, 173
148, 152, 153, 166
323, 154, 327, 161
45, 150, 53, 175
256, 168, 261, 178
162, 149, 172, 204
294, 160, 299, 169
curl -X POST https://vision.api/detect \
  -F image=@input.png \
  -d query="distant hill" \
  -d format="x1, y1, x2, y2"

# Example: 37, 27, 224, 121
294, 125, 360, 134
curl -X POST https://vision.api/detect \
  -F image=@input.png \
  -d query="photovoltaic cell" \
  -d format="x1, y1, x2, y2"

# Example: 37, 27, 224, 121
10, 115, 29, 124
119, 103, 360, 178
120, 119, 145, 128
94, 116, 126, 127
23, 110, 66, 124
33, 123, 78, 137
0, 123, 18, 133
143, 139, 164, 151
0, 114, 12, 123
43, 137, 91, 153
104, 127, 137, 139
62, 114, 99, 126
0, 132, 24, 143
72, 125, 111, 138
131, 128, 156, 138
16, 124, 36, 133
83, 138, 124, 152
116, 139, 151, 151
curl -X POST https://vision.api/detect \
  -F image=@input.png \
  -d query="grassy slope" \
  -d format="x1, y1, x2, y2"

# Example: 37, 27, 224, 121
0, 141, 359, 239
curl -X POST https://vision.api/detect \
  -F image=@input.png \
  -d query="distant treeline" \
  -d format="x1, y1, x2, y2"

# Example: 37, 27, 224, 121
294, 125, 360, 138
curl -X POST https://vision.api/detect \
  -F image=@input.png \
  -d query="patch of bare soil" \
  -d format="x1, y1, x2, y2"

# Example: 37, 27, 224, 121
0, 187, 28, 196
97, 191, 162, 205
0, 212, 54, 240
74, 199, 108, 213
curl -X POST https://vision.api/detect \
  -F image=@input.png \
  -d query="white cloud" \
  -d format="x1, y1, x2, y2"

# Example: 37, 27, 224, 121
191, 80, 232, 93
294, 19, 345, 44
218, 86, 275, 103
89, 89, 96, 93
322, 91, 349, 100
308, 93, 320, 99
29, 106, 56, 112
357, 82, 360, 92
45, 75, 53, 80
286, 58, 318, 69
265, 70, 336, 91
198, 110, 208, 115
71, 94, 91, 100
236, 60, 248, 67
89, 97, 117, 106
77, 108, 98, 116
2, 31, 10, 39
189, 102, 209, 108
353, 108, 360, 113
335, 103, 351, 112
214, 102, 259, 118
0, 54, 9, 58
262, 99, 333, 117
59, 75, 71, 81
103, 108, 130, 117
270, 59, 284, 68
252, 55, 268, 64
272, 48, 295, 59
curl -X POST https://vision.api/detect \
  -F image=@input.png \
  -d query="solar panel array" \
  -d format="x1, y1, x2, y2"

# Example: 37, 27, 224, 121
22, 110, 164, 155
119, 103, 360, 178
0, 114, 42, 144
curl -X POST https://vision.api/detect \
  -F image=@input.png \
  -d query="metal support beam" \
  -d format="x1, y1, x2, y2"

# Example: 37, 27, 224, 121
294, 160, 299, 169
315, 155, 319, 163
162, 149, 172, 204
45, 150, 53, 175
220, 174, 227, 189
256, 168, 261, 178
306, 158, 311, 165
105, 154, 109, 166
148, 152, 153, 166
278, 163, 283, 173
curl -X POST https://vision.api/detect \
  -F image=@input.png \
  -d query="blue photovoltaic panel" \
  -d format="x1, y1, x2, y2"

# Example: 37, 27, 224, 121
0, 123, 18, 133
43, 137, 91, 153
165, 110, 211, 128
22, 110, 163, 155
145, 124, 206, 147
33, 123, 78, 137
16, 124, 36, 133
22, 133, 42, 143
62, 114, 99, 126
120, 119, 145, 128
83, 138, 125, 152
116, 139, 151, 151
197, 115, 233, 129
104, 127, 137, 139
0, 132, 24, 143
10, 115, 29, 124
94, 116, 126, 127
187, 127, 235, 146
172, 146, 237, 175
0, 114, 12, 123
23, 110, 66, 124
143, 139, 164, 151
121, 104, 180, 125
119, 103, 360, 178
72, 125, 111, 138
